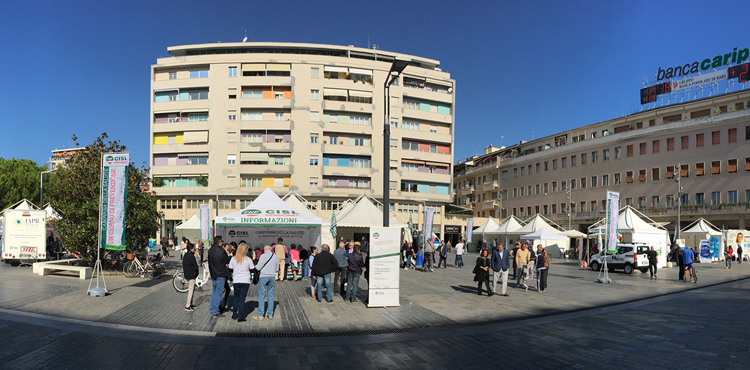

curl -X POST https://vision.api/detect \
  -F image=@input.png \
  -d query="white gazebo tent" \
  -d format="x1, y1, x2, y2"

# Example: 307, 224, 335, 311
175, 214, 201, 242
472, 218, 501, 236
214, 188, 322, 250
282, 191, 335, 248
478, 216, 524, 248
588, 206, 670, 268
514, 214, 568, 257
334, 194, 409, 242
681, 218, 721, 262
520, 226, 567, 255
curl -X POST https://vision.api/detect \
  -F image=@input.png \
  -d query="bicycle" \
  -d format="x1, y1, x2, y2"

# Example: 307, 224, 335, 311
123, 253, 165, 279
690, 266, 698, 284
173, 260, 210, 292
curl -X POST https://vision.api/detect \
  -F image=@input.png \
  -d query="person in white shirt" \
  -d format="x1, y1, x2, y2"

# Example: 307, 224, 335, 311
228, 243, 255, 321
455, 240, 465, 268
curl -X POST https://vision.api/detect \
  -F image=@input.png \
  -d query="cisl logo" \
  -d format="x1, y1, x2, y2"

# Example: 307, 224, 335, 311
228, 230, 249, 238
373, 232, 380, 240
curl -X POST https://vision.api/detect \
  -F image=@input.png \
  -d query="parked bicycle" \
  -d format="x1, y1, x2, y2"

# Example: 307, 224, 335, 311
173, 260, 210, 292
123, 253, 165, 279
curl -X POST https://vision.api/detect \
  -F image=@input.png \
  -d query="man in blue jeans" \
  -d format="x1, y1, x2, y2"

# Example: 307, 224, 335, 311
311, 244, 338, 302
254, 245, 280, 320
208, 236, 231, 317
682, 246, 695, 283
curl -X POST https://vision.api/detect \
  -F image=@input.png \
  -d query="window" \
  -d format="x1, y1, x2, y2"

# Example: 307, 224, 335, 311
241, 177, 262, 188
570, 178, 576, 190
695, 163, 705, 176
552, 159, 558, 169
667, 195, 674, 207
544, 161, 549, 171
614, 147, 621, 159
390, 138, 397, 148
580, 177, 586, 189
311, 90, 319, 100
218, 199, 235, 209
521, 167, 525, 176
188, 91, 208, 100
652, 140, 660, 153
543, 183, 549, 193
681, 193, 689, 206
390, 120, 398, 128
747, 190, 750, 202
243, 90, 262, 99
640, 143, 647, 155
189, 113, 208, 121
627, 145, 633, 157
389, 181, 397, 191
227, 132, 236, 143
310, 134, 318, 144
680, 164, 689, 177
404, 100, 419, 110
227, 155, 236, 165
712, 131, 720, 145
603, 149, 610, 161
652, 168, 660, 181
311, 67, 319, 78
310, 156, 319, 165
746, 125, 750, 140
310, 111, 319, 122
168, 72, 176, 80
681, 135, 689, 149
571, 155, 577, 166
310, 177, 318, 188
228, 67, 237, 77
241, 133, 262, 143
275, 113, 284, 121
638, 197, 646, 209
728, 159, 738, 173
226, 175, 235, 187
625, 171, 633, 183
430, 125, 437, 133
581, 153, 587, 164
228, 114, 236, 121
189, 70, 209, 78
242, 112, 262, 120
351, 137, 367, 146
666, 165, 675, 179
161, 199, 182, 210
591, 151, 598, 163
729, 128, 737, 143
614, 173, 621, 185
626, 198, 633, 206
638, 169, 646, 182
561, 158, 567, 168
712, 191, 721, 205
728, 190, 738, 203
402, 121, 419, 130
711, 161, 720, 175
696, 133, 704, 147
591, 176, 597, 187
275, 92, 284, 99
602, 174, 609, 186
667, 138, 674, 151
696, 193, 704, 206
391, 97, 399, 106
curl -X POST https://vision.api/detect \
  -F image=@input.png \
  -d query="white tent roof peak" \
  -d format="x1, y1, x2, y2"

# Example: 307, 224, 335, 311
520, 226, 567, 241
514, 214, 563, 235
215, 187, 322, 226
681, 218, 722, 236
176, 214, 200, 230
335, 195, 405, 228
472, 217, 500, 234
495, 215, 525, 234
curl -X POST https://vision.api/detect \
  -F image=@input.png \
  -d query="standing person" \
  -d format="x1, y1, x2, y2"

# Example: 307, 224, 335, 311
683, 246, 695, 282
345, 244, 366, 303
725, 244, 734, 270
253, 247, 262, 261
176, 237, 185, 260
197, 239, 205, 264
274, 238, 287, 281
515, 243, 530, 291
406, 241, 416, 269
333, 242, 349, 296
535, 245, 549, 292
527, 243, 537, 283
737, 233, 744, 264
208, 236, 230, 318
438, 240, 448, 268
299, 245, 310, 282
474, 249, 492, 296
401, 240, 408, 269
491, 243, 510, 296
360, 236, 369, 256
253, 245, 279, 321
511, 242, 520, 279
312, 244, 338, 303
182, 243, 199, 311
423, 238, 435, 272
455, 240, 465, 268
161, 237, 171, 259
647, 246, 658, 278
677, 247, 685, 281
308, 246, 318, 298
228, 243, 255, 321
289, 244, 300, 281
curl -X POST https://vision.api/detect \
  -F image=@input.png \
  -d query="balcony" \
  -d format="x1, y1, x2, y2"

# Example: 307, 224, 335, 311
153, 121, 209, 133
321, 144, 372, 156
239, 164, 292, 174
240, 120, 292, 130
152, 144, 209, 154
322, 166, 372, 177
240, 98, 291, 109
401, 86, 453, 104
479, 200, 498, 209
236, 76, 292, 87
481, 181, 498, 192
241, 142, 291, 152
402, 108, 452, 124
400, 131, 452, 145
153, 186, 211, 196
152, 164, 209, 176
457, 187, 475, 197
153, 99, 210, 111
321, 100, 375, 113
322, 122, 373, 134
399, 171, 451, 183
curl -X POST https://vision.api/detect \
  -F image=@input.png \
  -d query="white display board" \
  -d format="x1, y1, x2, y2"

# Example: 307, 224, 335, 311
367, 227, 401, 307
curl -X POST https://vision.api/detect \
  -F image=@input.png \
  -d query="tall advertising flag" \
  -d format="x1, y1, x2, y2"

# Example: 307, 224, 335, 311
605, 191, 620, 253
424, 207, 435, 245
200, 204, 211, 242
466, 218, 474, 243
100, 153, 129, 250
330, 210, 337, 239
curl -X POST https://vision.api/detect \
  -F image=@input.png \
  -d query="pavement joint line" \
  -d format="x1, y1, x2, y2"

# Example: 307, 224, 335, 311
1, 276, 749, 349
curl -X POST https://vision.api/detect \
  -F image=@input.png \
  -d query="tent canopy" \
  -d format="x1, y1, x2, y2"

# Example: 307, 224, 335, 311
282, 191, 334, 248
681, 218, 721, 236
215, 188, 322, 226
176, 214, 200, 229
588, 206, 666, 235
520, 226, 567, 241
495, 216, 525, 234
334, 195, 406, 228
514, 214, 564, 235
561, 229, 587, 238
472, 217, 501, 234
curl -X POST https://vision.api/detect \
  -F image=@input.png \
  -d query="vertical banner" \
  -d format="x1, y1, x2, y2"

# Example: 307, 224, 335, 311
368, 227, 401, 307
424, 207, 435, 245
100, 153, 129, 250
200, 204, 211, 242
466, 218, 474, 243
605, 191, 619, 253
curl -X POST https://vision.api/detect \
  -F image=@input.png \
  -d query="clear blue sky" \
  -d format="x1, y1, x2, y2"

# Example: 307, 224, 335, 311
1, 0, 747, 168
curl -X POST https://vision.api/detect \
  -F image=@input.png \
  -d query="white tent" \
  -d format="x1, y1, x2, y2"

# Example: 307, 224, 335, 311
514, 214, 564, 235
520, 226, 567, 241
489, 215, 525, 248
282, 192, 335, 248
334, 195, 409, 242
42, 204, 60, 221
472, 217, 501, 235
515, 216, 567, 257
588, 206, 670, 268
214, 188, 322, 250
681, 218, 721, 263
175, 214, 201, 242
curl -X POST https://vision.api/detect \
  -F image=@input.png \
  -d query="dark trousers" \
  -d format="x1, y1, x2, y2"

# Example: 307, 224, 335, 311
512, 261, 517, 278
221, 279, 231, 310
232, 283, 250, 318
438, 255, 447, 268
538, 269, 548, 291
424, 252, 433, 270
678, 262, 684, 280
649, 262, 658, 277
334, 267, 347, 294
738, 252, 743, 263
477, 276, 491, 295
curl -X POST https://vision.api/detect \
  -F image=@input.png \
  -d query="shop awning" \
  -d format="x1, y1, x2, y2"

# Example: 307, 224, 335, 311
182, 131, 208, 144
240, 152, 269, 161
324, 66, 348, 73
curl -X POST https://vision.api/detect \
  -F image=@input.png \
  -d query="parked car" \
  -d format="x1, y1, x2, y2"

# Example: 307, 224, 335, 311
589, 243, 650, 274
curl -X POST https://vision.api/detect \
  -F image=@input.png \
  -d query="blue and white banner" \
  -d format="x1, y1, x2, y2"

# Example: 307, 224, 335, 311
100, 153, 129, 250
424, 207, 435, 245
200, 203, 210, 242
606, 191, 619, 253
466, 218, 474, 243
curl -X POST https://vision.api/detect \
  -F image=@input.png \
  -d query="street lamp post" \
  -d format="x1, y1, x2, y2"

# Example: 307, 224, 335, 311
497, 189, 503, 219
383, 58, 410, 228
674, 164, 683, 242
40, 168, 59, 206
215, 187, 234, 218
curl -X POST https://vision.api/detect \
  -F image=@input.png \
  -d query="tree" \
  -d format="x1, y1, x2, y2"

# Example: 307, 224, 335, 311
0, 158, 46, 210
47, 133, 160, 261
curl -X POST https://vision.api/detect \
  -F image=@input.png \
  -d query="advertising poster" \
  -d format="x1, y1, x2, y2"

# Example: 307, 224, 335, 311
605, 191, 619, 253
466, 218, 474, 243
424, 207, 435, 244
100, 153, 129, 250
368, 227, 401, 307
199, 204, 210, 243
727, 230, 749, 262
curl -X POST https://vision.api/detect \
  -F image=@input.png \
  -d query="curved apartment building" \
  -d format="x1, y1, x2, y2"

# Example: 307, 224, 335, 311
150, 42, 455, 234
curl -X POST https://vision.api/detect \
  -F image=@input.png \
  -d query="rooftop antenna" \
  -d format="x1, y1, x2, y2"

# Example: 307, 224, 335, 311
242, 28, 247, 42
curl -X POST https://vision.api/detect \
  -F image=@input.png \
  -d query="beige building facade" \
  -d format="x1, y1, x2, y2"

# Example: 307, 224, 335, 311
150, 42, 455, 236
455, 90, 750, 235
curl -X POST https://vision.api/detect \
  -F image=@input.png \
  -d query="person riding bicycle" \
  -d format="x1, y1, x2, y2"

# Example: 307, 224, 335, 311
682, 246, 695, 283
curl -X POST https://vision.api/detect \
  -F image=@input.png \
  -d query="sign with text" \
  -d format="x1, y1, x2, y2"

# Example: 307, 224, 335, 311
671, 70, 727, 91
367, 227, 401, 307
466, 218, 474, 243
200, 204, 210, 242
100, 153, 129, 250
605, 191, 619, 253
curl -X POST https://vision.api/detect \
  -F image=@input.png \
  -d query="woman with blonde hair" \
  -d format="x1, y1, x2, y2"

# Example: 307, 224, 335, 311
228, 242, 255, 322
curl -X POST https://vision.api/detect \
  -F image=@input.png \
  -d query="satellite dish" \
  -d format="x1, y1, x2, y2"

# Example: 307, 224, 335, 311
242, 36, 247, 42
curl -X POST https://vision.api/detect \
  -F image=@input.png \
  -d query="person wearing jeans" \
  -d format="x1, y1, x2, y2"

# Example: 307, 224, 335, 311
254, 245, 279, 320
208, 236, 231, 317
312, 244, 338, 302
345, 245, 366, 302
228, 243, 255, 321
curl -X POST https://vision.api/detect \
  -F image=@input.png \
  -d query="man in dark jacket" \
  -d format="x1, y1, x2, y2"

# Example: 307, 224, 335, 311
345, 245, 366, 303
511, 242, 520, 278
312, 244, 338, 302
360, 236, 369, 255
183, 243, 199, 311
647, 246, 658, 278
208, 236, 230, 317
491, 243, 510, 296
438, 241, 448, 268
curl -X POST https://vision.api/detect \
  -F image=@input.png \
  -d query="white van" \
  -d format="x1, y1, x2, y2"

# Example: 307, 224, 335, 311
589, 243, 650, 274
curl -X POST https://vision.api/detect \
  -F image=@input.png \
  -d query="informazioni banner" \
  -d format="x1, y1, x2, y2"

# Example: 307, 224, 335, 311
200, 204, 211, 242
100, 153, 129, 250
606, 191, 619, 253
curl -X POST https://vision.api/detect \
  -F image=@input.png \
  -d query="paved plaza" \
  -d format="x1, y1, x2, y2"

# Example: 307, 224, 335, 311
0, 252, 749, 369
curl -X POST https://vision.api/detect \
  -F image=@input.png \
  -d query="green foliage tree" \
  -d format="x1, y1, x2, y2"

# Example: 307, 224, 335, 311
47, 133, 160, 261
0, 158, 46, 210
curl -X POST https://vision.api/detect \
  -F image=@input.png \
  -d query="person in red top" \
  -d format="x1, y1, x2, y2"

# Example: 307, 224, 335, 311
726, 245, 734, 270
289, 244, 301, 281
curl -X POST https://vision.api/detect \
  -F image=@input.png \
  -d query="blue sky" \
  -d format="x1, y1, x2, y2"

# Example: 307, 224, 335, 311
1, 0, 747, 167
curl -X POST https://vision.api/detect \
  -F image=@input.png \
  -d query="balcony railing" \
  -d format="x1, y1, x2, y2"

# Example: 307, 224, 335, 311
481, 181, 498, 192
